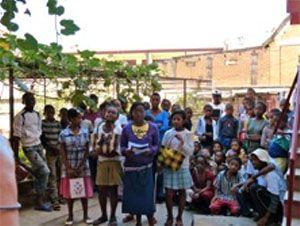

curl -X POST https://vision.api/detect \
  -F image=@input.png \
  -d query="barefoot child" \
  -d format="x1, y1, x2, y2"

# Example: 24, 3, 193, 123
92, 105, 123, 226
162, 110, 194, 226
209, 157, 244, 216
59, 109, 93, 225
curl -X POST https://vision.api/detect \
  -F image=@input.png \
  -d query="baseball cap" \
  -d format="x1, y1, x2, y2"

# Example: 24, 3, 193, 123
251, 148, 270, 163
212, 90, 222, 96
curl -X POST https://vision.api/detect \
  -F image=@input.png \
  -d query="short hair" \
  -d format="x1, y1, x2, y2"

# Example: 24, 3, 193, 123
228, 157, 242, 167
231, 138, 241, 147
151, 92, 161, 98
185, 107, 193, 112
99, 101, 109, 111
246, 99, 255, 109
247, 87, 256, 94
256, 101, 267, 112
89, 94, 98, 104
270, 108, 281, 118
170, 110, 186, 121
213, 141, 223, 150
225, 103, 234, 110
44, 104, 55, 113
203, 104, 213, 111
67, 108, 80, 120
129, 102, 145, 120
22, 92, 34, 101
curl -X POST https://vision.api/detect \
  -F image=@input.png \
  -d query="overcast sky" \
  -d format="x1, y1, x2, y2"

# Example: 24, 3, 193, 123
10, 0, 288, 51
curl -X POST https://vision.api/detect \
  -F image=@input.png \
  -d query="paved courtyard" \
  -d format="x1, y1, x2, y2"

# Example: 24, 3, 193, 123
20, 196, 257, 226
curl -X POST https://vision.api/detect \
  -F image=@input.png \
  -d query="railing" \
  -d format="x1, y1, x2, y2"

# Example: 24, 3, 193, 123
286, 66, 300, 226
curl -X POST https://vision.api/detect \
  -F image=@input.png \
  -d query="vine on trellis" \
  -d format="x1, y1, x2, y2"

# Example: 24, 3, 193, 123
0, 0, 161, 106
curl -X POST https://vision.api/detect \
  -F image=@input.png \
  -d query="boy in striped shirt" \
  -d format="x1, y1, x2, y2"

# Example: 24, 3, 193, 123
41, 105, 61, 211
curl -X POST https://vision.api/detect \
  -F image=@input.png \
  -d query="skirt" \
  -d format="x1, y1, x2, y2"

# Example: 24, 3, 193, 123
163, 167, 193, 190
122, 166, 155, 215
96, 161, 123, 186
59, 176, 93, 199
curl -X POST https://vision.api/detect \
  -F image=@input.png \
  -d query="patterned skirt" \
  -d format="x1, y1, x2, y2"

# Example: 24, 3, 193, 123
163, 167, 193, 190
59, 176, 93, 199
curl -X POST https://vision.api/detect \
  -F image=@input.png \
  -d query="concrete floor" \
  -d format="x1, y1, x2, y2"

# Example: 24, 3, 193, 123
21, 195, 299, 226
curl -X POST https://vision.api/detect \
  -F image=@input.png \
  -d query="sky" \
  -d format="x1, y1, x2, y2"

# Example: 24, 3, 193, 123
9, 0, 289, 52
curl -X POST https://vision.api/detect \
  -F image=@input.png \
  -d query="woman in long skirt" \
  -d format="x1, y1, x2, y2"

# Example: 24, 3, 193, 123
121, 102, 159, 226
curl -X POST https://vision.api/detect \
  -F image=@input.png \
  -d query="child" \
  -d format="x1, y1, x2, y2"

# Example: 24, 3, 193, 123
214, 151, 226, 174
268, 115, 291, 173
249, 149, 285, 226
195, 104, 218, 148
228, 139, 246, 160
212, 141, 223, 155
183, 107, 193, 131
59, 109, 93, 225
59, 107, 69, 129
190, 141, 201, 169
162, 110, 193, 226
218, 103, 239, 150
41, 105, 61, 211
92, 105, 123, 226
187, 155, 215, 213
209, 157, 244, 216
245, 102, 268, 153
260, 108, 281, 149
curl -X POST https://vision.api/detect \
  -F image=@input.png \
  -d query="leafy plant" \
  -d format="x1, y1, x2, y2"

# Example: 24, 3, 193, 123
0, 0, 161, 107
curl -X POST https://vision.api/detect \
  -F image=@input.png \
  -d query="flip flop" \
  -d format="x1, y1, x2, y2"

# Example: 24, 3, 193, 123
84, 218, 93, 224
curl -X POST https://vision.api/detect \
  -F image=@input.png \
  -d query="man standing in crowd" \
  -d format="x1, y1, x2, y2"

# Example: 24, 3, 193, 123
210, 90, 225, 121
12, 92, 51, 211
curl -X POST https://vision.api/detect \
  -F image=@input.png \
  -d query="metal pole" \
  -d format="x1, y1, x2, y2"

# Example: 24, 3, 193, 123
183, 79, 187, 108
9, 67, 14, 142
44, 77, 46, 106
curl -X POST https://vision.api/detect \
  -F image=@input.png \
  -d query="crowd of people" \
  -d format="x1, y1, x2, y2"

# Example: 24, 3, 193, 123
11, 88, 294, 226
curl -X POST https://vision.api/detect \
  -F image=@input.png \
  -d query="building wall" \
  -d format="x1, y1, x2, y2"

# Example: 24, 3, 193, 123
158, 23, 300, 89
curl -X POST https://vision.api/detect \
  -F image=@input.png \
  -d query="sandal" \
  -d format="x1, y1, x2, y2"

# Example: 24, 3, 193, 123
52, 202, 61, 211
123, 214, 134, 223
65, 218, 74, 225
84, 218, 93, 224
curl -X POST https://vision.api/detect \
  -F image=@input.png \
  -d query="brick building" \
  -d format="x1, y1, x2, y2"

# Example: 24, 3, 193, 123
158, 16, 300, 92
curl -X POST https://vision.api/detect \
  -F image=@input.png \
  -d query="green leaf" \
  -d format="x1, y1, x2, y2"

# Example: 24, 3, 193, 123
80, 50, 95, 59
17, 33, 38, 51
60, 19, 80, 35
47, 0, 65, 16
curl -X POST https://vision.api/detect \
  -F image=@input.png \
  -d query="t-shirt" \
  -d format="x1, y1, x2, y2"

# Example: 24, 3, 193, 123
218, 115, 239, 138
262, 170, 286, 203
247, 118, 268, 152
13, 109, 42, 147
161, 128, 194, 169
41, 119, 61, 153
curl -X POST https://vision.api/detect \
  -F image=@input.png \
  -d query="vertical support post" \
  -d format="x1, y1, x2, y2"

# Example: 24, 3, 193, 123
116, 80, 120, 98
43, 77, 46, 106
183, 79, 187, 108
9, 67, 14, 142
